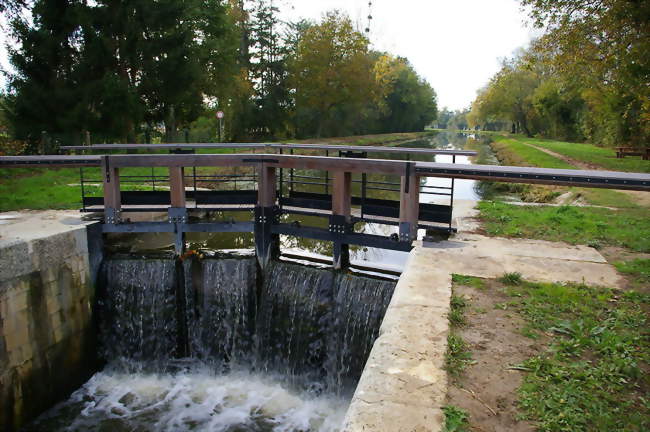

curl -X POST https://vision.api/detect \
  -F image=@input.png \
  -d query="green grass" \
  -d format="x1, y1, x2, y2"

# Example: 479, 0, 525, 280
0, 166, 175, 211
450, 294, 468, 327
443, 405, 470, 432
452, 274, 486, 290
487, 135, 646, 208
478, 201, 650, 252
614, 259, 650, 289
499, 272, 523, 286
502, 279, 649, 431
491, 135, 576, 169
445, 333, 473, 377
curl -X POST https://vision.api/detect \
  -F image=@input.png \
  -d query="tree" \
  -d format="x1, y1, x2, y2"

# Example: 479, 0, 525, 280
520, 0, 650, 147
289, 11, 377, 138
248, 0, 291, 138
7, 0, 237, 144
6, 0, 89, 147
373, 55, 437, 133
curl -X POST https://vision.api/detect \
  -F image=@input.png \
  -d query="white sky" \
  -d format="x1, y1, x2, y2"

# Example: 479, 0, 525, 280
280, 0, 538, 110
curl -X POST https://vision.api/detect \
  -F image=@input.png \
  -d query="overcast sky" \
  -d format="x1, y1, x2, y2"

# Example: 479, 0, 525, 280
281, 0, 537, 110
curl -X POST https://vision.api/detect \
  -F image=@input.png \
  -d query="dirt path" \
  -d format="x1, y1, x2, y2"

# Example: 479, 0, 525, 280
526, 143, 596, 170
526, 143, 650, 207
447, 280, 542, 432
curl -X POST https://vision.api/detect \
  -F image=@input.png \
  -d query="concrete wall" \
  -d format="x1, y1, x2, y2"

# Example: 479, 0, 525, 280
0, 213, 101, 431
342, 246, 452, 432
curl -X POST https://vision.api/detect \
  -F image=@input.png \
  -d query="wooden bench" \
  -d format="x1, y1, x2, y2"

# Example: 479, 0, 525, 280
616, 147, 650, 160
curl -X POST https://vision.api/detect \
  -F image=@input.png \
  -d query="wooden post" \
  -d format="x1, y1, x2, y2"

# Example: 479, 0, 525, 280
255, 164, 278, 269
169, 167, 186, 208
101, 156, 121, 223
331, 171, 352, 269
331, 171, 351, 221
257, 164, 277, 207
399, 170, 420, 242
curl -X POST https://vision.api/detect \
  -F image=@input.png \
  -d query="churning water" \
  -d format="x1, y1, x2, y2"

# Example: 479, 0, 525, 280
26, 364, 347, 432
26, 257, 395, 431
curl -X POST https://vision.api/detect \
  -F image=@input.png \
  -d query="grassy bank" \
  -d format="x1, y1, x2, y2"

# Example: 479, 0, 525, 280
486, 135, 647, 208
509, 278, 649, 431
448, 273, 649, 431
478, 201, 650, 253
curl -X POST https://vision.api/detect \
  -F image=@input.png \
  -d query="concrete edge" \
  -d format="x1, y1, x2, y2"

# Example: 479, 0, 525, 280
342, 247, 452, 432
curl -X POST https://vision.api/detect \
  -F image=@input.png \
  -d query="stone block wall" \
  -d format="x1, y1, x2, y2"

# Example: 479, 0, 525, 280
0, 224, 100, 431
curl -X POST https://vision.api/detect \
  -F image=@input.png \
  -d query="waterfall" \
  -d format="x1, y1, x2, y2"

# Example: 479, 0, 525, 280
98, 257, 395, 394
98, 258, 179, 366
184, 257, 258, 364
32, 256, 398, 431
256, 261, 396, 395
328, 273, 396, 392
256, 262, 335, 388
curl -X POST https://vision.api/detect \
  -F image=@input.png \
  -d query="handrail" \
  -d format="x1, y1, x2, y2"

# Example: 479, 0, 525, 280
60, 142, 478, 157
1, 154, 648, 190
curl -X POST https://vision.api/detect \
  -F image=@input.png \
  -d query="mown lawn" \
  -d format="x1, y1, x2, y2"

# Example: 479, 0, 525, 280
490, 136, 575, 169
477, 201, 650, 253
524, 137, 650, 173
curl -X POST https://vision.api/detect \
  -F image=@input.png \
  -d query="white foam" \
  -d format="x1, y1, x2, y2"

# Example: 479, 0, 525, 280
55, 366, 348, 431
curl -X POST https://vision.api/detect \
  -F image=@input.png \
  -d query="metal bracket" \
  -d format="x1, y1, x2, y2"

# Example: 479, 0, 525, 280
104, 207, 121, 224
168, 207, 188, 224
328, 214, 354, 235
104, 156, 111, 183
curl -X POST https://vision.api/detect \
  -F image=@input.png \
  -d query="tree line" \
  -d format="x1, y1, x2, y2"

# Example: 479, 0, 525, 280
468, 0, 649, 148
1, 0, 437, 150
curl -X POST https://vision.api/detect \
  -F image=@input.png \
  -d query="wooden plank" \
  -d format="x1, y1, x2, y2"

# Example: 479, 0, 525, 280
101, 156, 121, 210
399, 173, 420, 236
332, 171, 352, 220
257, 165, 277, 207
168, 167, 186, 208
0, 155, 101, 167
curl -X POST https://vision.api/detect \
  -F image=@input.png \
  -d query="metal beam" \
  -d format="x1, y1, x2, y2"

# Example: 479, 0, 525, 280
101, 221, 254, 233
415, 162, 650, 191
272, 224, 412, 252
60, 142, 477, 157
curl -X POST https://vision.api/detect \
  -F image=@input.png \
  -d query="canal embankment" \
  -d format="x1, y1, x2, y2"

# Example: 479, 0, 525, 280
0, 212, 102, 431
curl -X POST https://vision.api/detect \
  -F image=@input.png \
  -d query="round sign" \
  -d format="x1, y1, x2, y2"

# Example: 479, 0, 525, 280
216, 111, 224, 119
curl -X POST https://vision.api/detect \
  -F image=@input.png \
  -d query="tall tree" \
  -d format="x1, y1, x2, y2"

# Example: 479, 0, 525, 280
7, 0, 237, 144
7, 0, 88, 147
520, 0, 650, 147
374, 55, 437, 133
248, 0, 291, 138
289, 11, 376, 137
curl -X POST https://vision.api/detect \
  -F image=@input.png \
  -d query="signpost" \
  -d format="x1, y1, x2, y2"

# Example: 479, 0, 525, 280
216, 110, 224, 142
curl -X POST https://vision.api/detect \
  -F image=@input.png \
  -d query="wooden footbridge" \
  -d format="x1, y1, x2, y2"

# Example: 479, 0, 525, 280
2, 143, 649, 269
